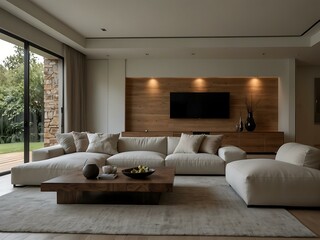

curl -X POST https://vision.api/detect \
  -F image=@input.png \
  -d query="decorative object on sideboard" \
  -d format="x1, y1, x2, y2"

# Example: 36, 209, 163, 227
245, 111, 256, 132
245, 96, 258, 132
82, 159, 99, 179
236, 113, 244, 132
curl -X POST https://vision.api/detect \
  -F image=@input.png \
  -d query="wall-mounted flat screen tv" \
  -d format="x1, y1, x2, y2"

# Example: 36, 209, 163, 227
170, 92, 230, 119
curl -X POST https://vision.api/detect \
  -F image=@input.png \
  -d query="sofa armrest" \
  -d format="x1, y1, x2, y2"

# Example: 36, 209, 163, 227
32, 145, 65, 161
218, 146, 246, 164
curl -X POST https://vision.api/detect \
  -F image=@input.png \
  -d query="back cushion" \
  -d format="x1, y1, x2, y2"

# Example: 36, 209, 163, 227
118, 137, 167, 155
198, 135, 223, 154
173, 133, 204, 154
167, 137, 181, 155
276, 142, 320, 170
56, 133, 76, 154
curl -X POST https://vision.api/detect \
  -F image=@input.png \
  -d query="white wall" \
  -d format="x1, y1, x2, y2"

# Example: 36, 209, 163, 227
107, 60, 126, 133
296, 66, 320, 146
87, 60, 109, 133
126, 59, 290, 78
278, 59, 296, 142
86, 59, 126, 134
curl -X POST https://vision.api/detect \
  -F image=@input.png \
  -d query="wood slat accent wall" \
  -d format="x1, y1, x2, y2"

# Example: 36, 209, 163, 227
125, 78, 278, 132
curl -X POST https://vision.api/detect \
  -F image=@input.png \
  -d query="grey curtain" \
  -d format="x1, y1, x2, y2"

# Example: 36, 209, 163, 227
64, 45, 87, 132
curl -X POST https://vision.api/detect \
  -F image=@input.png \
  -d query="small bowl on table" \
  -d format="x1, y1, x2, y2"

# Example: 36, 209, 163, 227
122, 167, 155, 179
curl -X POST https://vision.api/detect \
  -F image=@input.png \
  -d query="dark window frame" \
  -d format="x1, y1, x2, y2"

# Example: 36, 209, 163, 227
0, 29, 64, 174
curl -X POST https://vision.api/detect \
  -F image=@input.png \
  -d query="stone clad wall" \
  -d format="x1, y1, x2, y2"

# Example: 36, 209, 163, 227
43, 59, 59, 147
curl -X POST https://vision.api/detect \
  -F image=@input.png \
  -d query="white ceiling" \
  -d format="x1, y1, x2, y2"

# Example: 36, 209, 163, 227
29, 0, 320, 38
1, 0, 320, 65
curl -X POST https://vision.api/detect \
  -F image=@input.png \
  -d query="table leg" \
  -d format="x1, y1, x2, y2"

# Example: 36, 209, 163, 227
57, 190, 82, 204
135, 192, 162, 204
56, 191, 162, 204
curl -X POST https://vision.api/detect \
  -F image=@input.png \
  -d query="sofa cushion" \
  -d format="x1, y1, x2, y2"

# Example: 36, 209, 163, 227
32, 145, 65, 161
199, 135, 223, 154
86, 133, 119, 155
118, 137, 167, 155
165, 153, 225, 175
107, 151, 165, 168
226, 159, 320, 206
275, 142, 320, 170
218, 146, 247, 163
167, 137, 180, 155
56, 133, 76, 154
11, 152, 109, 186
72, 132, 89, 152
173, 133, 204, 154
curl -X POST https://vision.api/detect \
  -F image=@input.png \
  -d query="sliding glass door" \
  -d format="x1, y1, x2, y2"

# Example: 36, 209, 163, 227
0, 35, 24, 173
0, 31, 63, 174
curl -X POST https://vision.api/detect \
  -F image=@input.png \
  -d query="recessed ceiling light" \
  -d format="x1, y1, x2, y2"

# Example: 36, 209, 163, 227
100, 28, 107, 32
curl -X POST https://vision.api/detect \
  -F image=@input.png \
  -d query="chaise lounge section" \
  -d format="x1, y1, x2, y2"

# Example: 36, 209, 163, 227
11, 147, 108, 186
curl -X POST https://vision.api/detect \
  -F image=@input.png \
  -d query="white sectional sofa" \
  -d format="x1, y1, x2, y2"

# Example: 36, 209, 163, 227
11, 133, 246, 186
226, 142, 320, 207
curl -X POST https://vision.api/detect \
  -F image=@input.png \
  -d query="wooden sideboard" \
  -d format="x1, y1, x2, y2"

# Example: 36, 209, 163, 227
121, 131, 284, 153
215, 131, 284, 153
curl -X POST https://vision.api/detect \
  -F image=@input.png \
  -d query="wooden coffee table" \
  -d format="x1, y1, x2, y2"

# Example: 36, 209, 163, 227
41, 167, 175, 204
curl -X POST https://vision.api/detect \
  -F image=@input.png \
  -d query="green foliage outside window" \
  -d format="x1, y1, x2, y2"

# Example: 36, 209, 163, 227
0, 46, 44, 144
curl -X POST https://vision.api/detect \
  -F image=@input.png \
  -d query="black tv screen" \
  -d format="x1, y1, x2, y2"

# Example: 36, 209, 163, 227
170, 92, 230, 119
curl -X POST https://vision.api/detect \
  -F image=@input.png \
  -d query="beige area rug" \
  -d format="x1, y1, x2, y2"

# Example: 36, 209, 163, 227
0, 176, 316, 237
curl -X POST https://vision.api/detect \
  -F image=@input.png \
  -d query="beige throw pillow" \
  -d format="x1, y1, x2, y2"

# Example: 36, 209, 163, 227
72, 132, 89, 152
56, 133, 76, 154
86, 133, 120, 155
199, 135, 223, 154
173, 133, 204, 154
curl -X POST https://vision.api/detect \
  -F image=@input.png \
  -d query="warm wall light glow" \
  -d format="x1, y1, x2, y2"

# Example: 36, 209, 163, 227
192, 78, 207, 89
147, 78, 160, 94
247, 78, 263, 94
249, 78, 262, 87
148, 78, 159, 88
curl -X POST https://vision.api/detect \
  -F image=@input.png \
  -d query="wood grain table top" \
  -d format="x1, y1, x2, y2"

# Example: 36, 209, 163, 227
41, 167, 175, 193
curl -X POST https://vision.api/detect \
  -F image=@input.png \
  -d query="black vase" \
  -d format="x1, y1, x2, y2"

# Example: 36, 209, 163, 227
245, 112, 256, 132
82, 163, 99, 179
